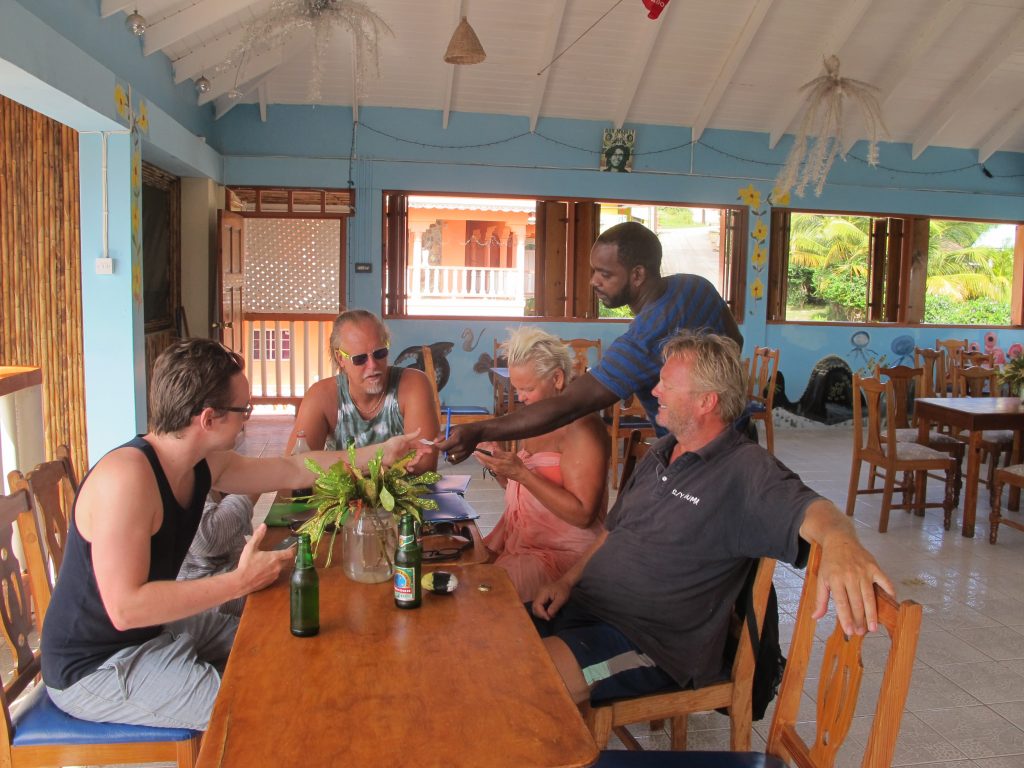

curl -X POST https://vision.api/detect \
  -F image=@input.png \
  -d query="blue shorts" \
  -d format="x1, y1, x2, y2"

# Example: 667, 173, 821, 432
529, 600, 679, 703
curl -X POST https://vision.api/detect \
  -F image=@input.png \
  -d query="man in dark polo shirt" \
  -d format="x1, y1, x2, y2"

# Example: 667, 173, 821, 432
531, 330, 894, 704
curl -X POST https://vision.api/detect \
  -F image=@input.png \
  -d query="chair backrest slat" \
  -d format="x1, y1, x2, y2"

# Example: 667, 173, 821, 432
914, 347, 944, 398
748, 346, 780, 409
560, 338, 602, 379
876, 364, 923, 428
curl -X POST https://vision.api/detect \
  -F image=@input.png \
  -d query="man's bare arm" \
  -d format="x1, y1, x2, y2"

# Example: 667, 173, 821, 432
798, 499, 895, 636
437, 373, 620, 462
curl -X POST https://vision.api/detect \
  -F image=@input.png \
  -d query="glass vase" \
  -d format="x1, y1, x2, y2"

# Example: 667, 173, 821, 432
342, 506, 398, 584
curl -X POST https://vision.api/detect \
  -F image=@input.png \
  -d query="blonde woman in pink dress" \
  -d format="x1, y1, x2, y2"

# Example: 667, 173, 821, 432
476, 328, 609, 600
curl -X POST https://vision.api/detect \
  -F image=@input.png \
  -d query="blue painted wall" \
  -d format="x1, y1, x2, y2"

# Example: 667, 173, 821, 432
219, 105, 1024, 408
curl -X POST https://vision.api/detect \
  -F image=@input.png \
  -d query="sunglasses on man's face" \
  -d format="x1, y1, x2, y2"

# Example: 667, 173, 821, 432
336, 345, 389, 366
220, 403, 254, 420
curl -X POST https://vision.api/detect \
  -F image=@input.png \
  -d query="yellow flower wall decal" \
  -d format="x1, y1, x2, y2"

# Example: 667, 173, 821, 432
737, 184, 761, 209
114, 84, 129, 119
770, 187, 791, 206
751, 245, 767, 269
137, 101, 149, 134
751, 278, 764, 300
751, 221, 768, 242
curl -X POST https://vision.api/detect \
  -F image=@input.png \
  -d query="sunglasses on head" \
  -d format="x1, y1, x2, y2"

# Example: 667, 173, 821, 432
336, 345, 389, 366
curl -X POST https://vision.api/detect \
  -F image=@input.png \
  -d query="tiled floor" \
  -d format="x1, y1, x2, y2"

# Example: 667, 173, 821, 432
237, 417, 1024, 766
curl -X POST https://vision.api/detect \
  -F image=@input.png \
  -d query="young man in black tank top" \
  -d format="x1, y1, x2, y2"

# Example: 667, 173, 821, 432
41, 339, 428, 730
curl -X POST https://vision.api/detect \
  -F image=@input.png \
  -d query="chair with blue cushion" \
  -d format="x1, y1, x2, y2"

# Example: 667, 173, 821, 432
421, 345, 489, 439
593, 542, 922, 768
0, 489, 202, 767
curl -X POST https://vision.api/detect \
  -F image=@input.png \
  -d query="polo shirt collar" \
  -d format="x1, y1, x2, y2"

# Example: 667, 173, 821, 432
651, 425, 744, 466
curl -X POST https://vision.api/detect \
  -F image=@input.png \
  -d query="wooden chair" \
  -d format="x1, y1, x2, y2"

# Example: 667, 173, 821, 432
766, 543, 922, 767
561, 338, 602, 379
990, 465, 1024, 544
618, 429, 650, 490
421, 346, 488, 439
955, 349, 993, 368
914, 347, 945, 398
846, 375, 956, 532
0, 490, 202, 768
747, 347, 780, 455
875, 365, 963, 508
586, 557, 778, 752
592, 543, 923, 768
935, 338, 968, 392
607, 396, 655, 489
6, 445, 79, 614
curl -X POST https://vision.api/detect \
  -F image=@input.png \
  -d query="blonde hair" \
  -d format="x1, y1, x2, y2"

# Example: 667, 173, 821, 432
330, 310, 390, 364
661, 330, 747, 422
501, 327, 572, 383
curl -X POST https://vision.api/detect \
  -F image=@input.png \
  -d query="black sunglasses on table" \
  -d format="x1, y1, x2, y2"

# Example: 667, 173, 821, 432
421, 522, 474, 562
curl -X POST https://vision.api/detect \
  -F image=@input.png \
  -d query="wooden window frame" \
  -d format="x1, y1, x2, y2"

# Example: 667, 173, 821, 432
767, 207, 1024, 327
382, 190, 746, 323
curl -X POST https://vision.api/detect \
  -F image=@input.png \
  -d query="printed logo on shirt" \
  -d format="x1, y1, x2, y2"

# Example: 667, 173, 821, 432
671, 488, 700, 505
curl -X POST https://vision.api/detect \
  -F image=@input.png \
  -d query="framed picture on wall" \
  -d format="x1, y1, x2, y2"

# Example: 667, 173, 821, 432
600, 128, 636, 173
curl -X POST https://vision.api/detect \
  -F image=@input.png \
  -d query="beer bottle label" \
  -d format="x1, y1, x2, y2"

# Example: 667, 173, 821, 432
394, 566, 416, 600
398, 533, 416, 549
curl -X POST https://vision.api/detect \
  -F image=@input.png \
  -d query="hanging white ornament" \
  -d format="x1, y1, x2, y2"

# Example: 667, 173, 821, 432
776, 55, 888, 198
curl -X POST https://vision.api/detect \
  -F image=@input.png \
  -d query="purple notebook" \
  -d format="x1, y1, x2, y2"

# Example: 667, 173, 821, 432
428, 474, 471, 495
421, 491, 479, 522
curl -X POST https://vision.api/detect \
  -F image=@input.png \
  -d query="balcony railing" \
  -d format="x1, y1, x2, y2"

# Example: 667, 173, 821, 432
244, 314, 336, 405
408, 264, 526, 301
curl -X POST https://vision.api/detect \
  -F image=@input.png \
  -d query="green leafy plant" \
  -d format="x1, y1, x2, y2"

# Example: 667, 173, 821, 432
998, 355, 1024, 398
295, 445, 440, 566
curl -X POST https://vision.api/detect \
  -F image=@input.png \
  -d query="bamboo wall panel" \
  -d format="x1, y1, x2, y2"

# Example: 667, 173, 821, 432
0, 94, 88, 475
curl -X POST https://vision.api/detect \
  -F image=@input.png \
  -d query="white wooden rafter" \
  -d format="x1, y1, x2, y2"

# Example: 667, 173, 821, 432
100, 1, 136, 18
611, 0, 669, 129
199, 48, 283, 105
214, 73, 271, 120
441, 0, 464, 129
691, 0, 775, 143
173, 28, 249, 83
978, 101, 1024, 163
911, 12, 1024, 159
766, 0, 874, 149
144, 0, 263, 56
840, 0, 965, 154
527, 0, 568, 132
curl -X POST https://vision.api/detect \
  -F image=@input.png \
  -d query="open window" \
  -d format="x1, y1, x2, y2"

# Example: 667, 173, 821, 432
383, 192, 746, 321
768, 208, 1023, 326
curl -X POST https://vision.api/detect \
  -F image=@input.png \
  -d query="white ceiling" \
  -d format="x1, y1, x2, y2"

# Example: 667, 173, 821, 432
101, 0, 1024, 161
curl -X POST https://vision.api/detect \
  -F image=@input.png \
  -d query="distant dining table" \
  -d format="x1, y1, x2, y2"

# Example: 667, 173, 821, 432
915, 396, 1024, 538
195, 563, 598, 768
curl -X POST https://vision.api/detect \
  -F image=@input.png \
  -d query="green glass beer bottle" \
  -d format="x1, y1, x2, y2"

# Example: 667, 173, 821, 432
394, 513, 422, 609
290, 533, 319, 636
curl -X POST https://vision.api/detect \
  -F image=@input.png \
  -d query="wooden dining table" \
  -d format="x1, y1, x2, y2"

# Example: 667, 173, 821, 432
915, 397, 1024, 538
195, 563, 598, 768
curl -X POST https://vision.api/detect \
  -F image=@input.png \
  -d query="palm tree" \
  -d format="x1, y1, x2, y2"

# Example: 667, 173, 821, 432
925, 220, 1013, 302
788, 214, 871, 320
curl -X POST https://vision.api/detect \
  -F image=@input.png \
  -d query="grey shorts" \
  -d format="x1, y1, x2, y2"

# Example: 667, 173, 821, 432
47, 609, 238, 731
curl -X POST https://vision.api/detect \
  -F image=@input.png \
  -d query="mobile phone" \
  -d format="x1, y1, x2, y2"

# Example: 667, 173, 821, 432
273, 535, 299, 551
474, 448, 494, 457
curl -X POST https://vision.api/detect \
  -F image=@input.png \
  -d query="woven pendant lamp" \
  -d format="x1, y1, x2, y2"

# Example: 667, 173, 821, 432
444, 16, 486, 64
